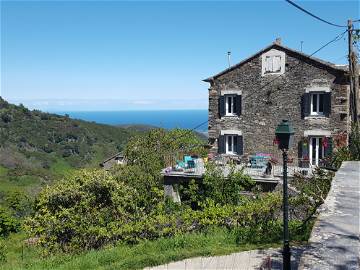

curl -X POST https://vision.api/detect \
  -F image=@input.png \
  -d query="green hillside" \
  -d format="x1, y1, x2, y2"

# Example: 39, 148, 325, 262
0, 97, 135, 199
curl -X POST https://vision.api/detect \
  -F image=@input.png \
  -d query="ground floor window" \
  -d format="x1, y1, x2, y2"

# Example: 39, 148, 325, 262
226, 134, 237, 154
309, 137, 324, 166
218, 133, 243, 155
307, 136, 332, 166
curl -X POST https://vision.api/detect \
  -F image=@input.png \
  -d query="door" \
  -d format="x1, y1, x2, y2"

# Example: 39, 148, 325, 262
309, 137, 324, 166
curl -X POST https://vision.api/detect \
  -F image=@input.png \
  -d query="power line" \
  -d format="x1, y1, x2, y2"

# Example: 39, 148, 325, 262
242, 29, 347, 103
157, 30, 347, 154
285, 0, 347, 28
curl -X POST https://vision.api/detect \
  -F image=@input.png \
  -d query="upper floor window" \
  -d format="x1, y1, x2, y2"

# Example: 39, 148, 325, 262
310, 93, 324, 116
261, 49, 285, 76
219, 93, 242, 117
302, 89, 331, 118
264, 55, 282, 74
226, 95, 236, 116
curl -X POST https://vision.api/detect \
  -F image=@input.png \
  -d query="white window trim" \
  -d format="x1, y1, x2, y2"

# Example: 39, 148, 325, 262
310, 93, 324, 116
309, 137, 325, 167
221, 130, 242, 136
305, 86, 331, 93
261, 49, 285, 76
304, 130, 331, 137
225, 95, 237, 116
220, 89, 242, 95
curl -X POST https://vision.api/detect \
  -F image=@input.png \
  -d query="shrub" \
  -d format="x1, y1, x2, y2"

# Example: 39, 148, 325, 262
0, 206, 20, 237
0, 239, 6, 262
111, 165, 163, 213
202, 163, 255, 205
291, 168, 334, 225
25, 169, 141, 253
331, 123, 360, 168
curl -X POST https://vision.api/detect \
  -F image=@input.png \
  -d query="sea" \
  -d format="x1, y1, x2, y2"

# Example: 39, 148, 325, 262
52, 110, 208, 133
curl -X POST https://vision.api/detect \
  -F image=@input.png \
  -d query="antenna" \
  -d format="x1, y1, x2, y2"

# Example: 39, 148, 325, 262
227, 51, 231, 68
300, 41, 304, 52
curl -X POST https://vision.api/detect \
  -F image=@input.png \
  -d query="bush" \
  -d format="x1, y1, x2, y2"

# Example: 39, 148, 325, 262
0, 239, 6, 262
111, 165, 163, 213
0, 206, 20, 237
331, 123, 360, 168
291, 168, 334, 224
25, 169, 141, 253
202, 163, 255, 205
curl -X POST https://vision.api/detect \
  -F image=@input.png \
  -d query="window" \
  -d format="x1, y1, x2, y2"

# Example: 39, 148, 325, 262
218, 132, 243, 155
264, 55, 282, 74
226, 135, 238, 154
261, 49, 285, 76
302, 91, 331, 118
219, 94, 241, 117
225, 95, 236, 116
310, 93, 324, 115
309, 137, 324, 166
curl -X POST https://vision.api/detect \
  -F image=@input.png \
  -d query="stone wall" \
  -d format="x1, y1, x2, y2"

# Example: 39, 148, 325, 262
207, 45, 350, 163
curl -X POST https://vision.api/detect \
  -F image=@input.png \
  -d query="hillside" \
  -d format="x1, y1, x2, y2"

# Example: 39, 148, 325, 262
0, 97, 136, 198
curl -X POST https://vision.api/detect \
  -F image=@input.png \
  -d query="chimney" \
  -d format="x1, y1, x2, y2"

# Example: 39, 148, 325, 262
274, 38, 282, 45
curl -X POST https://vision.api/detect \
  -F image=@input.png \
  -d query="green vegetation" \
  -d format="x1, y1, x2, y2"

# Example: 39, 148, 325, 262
1, 229, 280, 270
0, 98, 138, 240
0, 100, 336, 269
331, 123, 360, 168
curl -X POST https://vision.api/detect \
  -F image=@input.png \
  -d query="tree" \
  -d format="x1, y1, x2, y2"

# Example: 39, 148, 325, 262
124, 128, 207, 174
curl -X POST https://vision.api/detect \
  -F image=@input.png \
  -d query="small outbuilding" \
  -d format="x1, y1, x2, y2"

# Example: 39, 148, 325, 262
100, 152, 126, 170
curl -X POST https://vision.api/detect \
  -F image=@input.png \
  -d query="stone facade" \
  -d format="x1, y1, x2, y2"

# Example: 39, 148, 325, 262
205, 42, 350, 166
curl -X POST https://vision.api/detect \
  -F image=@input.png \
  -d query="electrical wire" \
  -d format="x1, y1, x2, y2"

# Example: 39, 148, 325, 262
154, 30, 347, 153
285, 0, 347, 28
242, 29, 347, 103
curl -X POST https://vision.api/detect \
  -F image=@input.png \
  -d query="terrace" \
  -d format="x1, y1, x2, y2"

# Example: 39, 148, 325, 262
161, 154, 313, 188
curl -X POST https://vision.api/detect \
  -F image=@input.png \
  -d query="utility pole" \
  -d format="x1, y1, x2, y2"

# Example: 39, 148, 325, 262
348, 19, 359, 122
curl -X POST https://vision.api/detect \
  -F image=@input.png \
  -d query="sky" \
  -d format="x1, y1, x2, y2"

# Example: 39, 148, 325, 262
1, 0, 359, 111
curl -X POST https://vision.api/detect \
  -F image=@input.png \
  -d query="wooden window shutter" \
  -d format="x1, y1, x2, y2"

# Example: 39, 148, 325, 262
236, 135, 243, 155
236, 95, 242, 116
323, 93, 331, 117
301, 93, 310, 118
219, 96, 225, 117
324, 137, 333, 157
218, 135, 225, 154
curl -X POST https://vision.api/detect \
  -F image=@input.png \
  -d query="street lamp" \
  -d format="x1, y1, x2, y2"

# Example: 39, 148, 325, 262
275, 119, 294, 270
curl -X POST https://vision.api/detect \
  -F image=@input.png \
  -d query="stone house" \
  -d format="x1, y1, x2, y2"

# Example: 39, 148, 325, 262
100, 152, 125, 170
204, 39, 352, 167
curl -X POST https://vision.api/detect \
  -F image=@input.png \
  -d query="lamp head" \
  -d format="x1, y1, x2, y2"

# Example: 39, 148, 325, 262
275, 120, 295, 150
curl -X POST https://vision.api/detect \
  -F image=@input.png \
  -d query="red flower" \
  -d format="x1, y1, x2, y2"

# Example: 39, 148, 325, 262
273, 137, 280, 145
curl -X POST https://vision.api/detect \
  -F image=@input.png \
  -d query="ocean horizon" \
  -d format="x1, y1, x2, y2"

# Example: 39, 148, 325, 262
52, 110, 208, 132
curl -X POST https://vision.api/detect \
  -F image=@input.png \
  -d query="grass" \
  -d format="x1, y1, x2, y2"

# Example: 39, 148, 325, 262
49, 158, 74, 177
1, 229, 283, 270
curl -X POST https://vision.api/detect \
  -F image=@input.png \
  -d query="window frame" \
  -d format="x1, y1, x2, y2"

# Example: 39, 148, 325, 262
225, 134, 237, 155
264, 55, 282, 74
261, 49, 285, 76
225, 94, 237, 116
310, 92, 325, 116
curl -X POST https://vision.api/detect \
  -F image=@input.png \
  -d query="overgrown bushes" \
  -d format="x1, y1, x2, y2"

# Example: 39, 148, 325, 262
0, 206, 20, 237
24, 127, 334, 256
25, 170, 141, 253
25, 168, 283, 253
331, 123, 360, 168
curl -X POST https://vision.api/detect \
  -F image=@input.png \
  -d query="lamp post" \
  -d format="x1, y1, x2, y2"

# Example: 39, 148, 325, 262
275, 119, 294, 270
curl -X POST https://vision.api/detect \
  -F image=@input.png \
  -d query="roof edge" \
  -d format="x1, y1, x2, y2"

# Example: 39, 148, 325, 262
203, 43, 347, 83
